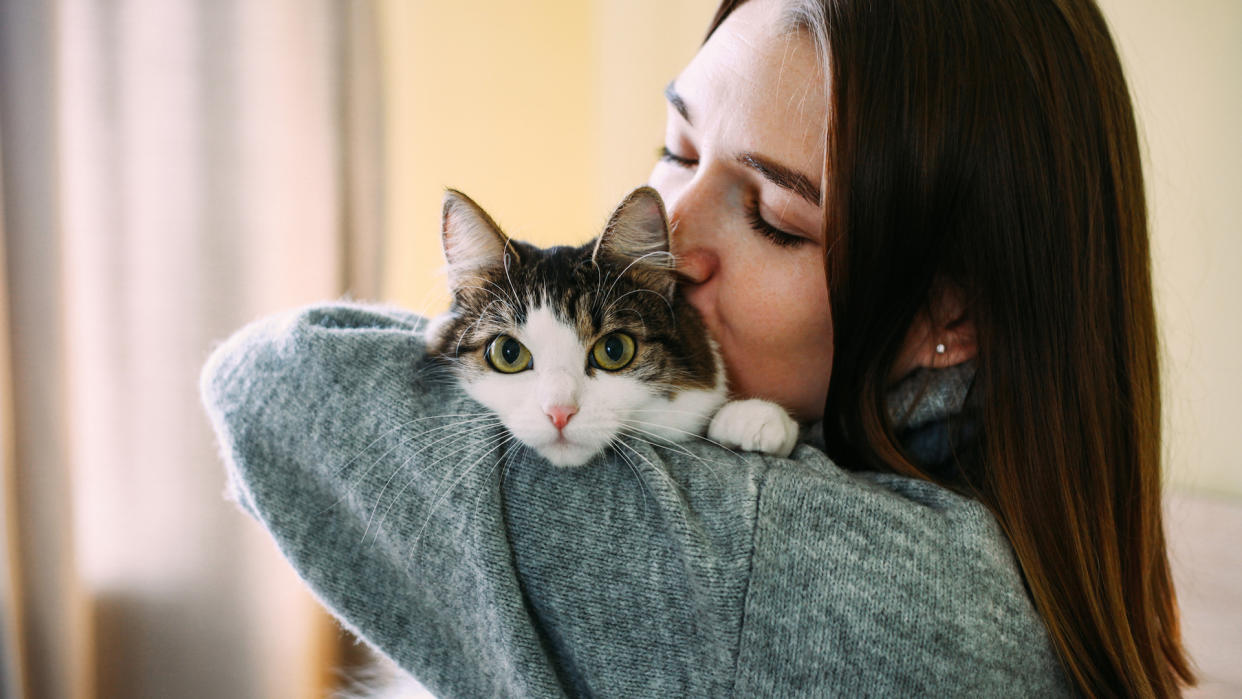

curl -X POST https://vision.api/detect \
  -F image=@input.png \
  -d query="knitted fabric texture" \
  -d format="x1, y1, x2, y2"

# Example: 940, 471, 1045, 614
201, 303, 1069, 697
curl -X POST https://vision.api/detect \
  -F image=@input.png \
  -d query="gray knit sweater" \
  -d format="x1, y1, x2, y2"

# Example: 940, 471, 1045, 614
200, 302, 1070, 697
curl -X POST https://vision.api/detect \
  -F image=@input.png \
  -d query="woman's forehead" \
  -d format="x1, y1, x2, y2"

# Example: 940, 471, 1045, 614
674, 0, 826, 172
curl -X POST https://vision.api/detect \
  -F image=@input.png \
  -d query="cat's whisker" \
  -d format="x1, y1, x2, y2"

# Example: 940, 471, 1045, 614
613, 438, 687, 500
499, 444, 524, 488
501, 251, 524, 317
361, 419, 506, 543
423, 352, 473, 366
384, 415, 502, 463
372, 425, 512, 542
499, 443, 532, 493
454, 283, 516, 310
350, 414, 501, 485
454, 299, 503, 358
482, 276, 519, 304
328, 442, 488, 528
456, 276, 519, 311
324, 415, 428, 481
469, 441, 523, 535
603, 287, 674, 323
412, 374, 471, 391
627, 406, 726, 417
410, 357, 455, 379
328, 411, 500, 481
604, 307, 649, 336
618, 425, 728, 486
318, 414, 502, 518
368, 427, 511, 546
591, 265, 608, 313
621, 417, 742, 457
404, 433, 518, 570
601, 250, 677, 306
620, 418, 744, 480
609, 437, 655, 511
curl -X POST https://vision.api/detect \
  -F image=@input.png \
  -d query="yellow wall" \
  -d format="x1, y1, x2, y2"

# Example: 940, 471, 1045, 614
377, 0, 717, 314
377, 0, 1241, 497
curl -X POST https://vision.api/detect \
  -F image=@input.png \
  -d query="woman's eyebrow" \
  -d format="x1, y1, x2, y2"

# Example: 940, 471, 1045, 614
737, 153, 821, 206
664, 80, 819, 207
664, 81, 692, 125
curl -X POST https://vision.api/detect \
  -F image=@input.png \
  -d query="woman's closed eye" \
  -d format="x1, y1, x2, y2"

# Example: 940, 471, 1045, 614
658, 145, 697, 168
747, 198, 806, 249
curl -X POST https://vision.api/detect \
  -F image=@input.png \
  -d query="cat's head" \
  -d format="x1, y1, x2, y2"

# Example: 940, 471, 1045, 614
425, 187, 725, 467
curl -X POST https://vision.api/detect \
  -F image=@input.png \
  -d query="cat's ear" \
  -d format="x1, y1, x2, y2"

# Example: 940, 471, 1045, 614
593, 186, 676, 296
441, 189, 520, 292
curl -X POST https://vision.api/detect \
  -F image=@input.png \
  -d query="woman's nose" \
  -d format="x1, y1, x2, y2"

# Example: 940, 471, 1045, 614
664, 182, 720, 285
674, 247, 718, 285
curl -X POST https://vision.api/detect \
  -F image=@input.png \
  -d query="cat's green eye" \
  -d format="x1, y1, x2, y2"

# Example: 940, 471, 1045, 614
486, 335, 532, 374
590, 332, 636, 371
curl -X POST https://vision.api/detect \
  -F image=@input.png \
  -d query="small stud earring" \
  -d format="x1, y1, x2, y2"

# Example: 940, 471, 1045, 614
935, 343, 947, 355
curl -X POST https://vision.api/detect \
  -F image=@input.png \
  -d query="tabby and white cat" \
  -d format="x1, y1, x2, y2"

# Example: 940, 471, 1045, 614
424, 186, 799, 466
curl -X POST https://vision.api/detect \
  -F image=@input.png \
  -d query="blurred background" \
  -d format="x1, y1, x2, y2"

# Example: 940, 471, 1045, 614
0, 0, 1237, 697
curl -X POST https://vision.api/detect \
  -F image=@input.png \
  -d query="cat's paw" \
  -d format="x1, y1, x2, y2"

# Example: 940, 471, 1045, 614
707, 399, 798, 458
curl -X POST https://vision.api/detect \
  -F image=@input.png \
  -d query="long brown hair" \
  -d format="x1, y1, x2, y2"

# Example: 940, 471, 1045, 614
707, 0, 1194, 695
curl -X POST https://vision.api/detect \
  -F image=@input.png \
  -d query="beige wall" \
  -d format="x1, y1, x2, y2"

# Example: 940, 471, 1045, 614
1096, 0, 1242, 497
376, 0, 717, 314
377, 0, 1241, 497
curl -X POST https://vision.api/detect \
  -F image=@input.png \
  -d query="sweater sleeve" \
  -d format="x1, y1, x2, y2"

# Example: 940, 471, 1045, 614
201, 302, 1069, 698
200, 302, 764, 697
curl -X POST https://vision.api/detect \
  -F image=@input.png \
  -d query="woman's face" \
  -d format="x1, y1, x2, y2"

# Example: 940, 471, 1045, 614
648, 0, 832, 422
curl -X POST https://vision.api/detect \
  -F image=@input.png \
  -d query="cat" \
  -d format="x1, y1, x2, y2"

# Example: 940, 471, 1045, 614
423, 185, 799, 467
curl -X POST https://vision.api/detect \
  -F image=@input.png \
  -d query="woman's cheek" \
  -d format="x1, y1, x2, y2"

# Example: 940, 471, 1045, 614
761, 254, 830, 348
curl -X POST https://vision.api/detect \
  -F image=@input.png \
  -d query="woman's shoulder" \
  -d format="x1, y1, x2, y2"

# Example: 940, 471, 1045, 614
736, 449, 1070, 695
753, 446, 1023, 593
759, 441, 1004, 545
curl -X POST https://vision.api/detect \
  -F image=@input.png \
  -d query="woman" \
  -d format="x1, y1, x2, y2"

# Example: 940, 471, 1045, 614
202, 0, 1195, 695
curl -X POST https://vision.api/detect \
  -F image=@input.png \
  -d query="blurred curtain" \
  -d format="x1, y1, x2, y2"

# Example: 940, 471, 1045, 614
0, 0, 383, 697
2, 135, 27, 699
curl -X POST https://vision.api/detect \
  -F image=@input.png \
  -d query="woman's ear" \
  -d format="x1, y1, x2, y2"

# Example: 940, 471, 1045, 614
889, 281, 978, 382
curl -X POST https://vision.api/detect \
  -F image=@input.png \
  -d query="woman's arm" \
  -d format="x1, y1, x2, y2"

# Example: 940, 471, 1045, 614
200, 302, 765, 696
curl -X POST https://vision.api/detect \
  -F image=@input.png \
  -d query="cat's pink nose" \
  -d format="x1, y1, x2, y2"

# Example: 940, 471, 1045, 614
545, 405, 577, 430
